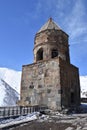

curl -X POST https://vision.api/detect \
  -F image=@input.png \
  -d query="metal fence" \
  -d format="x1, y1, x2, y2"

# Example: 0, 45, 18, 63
0, 106, 46, 119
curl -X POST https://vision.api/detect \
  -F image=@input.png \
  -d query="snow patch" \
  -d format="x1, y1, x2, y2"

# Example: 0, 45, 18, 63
80, 76, 87, 98
0, 112, 39, 128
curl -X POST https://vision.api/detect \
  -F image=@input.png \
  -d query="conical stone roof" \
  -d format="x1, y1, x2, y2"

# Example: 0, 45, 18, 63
37, 18, 61, 33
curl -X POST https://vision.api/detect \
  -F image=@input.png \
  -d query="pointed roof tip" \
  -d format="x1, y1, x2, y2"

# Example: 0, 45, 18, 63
49, 17, 52, 21
37, 18, 61, 34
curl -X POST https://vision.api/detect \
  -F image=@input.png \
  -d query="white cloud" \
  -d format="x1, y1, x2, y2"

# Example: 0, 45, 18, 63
64, 0, 87, 43
34, 0, 70, 19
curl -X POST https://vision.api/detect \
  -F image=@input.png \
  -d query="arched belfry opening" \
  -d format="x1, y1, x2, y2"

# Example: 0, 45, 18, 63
36, 48, 43, 61
51, 49, 58, 58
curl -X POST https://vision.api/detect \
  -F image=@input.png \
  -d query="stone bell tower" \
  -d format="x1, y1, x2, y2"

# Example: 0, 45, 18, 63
34, 18, 70, 63
18, 18, 80, 110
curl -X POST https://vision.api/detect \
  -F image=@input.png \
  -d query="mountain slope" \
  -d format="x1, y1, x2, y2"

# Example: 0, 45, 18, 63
0, 79, 19, 106
0, 67, 21, 106
0, 67, 21, 93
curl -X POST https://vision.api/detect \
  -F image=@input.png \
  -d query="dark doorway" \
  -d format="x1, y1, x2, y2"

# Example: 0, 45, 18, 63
71, 92, 74, 104
51, 49, 58, 58
36, 48, 43, 61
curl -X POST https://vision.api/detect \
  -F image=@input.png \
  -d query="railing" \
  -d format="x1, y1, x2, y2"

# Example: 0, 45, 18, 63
0, 106, 47, 119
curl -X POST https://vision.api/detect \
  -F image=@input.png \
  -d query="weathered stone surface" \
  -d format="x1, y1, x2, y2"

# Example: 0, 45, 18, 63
19, 58, 61, 110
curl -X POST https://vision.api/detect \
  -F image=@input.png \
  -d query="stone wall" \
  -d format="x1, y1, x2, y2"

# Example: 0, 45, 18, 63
59, 58, 80, 108
19, 58, 62, 110
19, 57, 80, 110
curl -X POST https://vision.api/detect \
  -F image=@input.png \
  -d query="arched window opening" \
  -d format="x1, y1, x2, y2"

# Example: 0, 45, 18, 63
36, 48, 43, 61
51, 49, 58, 58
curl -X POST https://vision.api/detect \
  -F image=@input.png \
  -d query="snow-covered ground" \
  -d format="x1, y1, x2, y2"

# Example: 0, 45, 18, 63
0, 112, 39, 129
1, 109, 87, 130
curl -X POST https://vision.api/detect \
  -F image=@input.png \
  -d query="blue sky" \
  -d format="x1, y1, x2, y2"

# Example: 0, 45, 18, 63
0, 0, 87, 76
